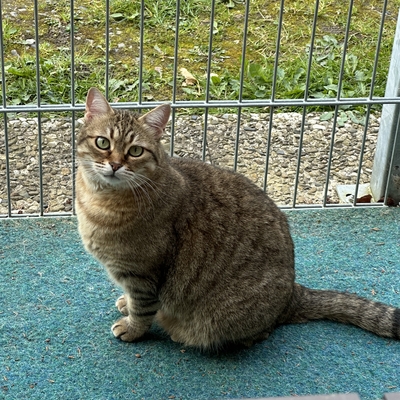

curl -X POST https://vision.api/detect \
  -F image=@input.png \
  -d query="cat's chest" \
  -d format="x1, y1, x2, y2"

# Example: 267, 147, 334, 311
76, 197, 136, 254
76, 187, 138, 243
77, 204, 170, 271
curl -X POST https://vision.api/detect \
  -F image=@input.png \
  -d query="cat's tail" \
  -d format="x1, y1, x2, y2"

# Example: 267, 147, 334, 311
280, 283, 400, 339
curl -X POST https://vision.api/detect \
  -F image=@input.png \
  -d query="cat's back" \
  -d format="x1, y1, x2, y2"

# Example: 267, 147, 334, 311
169, 156, 289, 230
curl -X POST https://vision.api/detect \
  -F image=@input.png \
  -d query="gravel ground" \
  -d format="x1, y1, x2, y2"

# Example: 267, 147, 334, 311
0, 111, 379, 215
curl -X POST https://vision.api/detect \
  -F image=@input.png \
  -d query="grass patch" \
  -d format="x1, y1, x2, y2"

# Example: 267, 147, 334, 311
0, 0, 399, 110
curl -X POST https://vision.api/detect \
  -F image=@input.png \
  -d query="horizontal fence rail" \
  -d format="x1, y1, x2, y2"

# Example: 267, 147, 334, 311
0, 0, 399, 217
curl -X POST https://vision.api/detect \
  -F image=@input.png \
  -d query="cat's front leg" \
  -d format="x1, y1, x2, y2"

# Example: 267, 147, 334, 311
111, 292, 160, 342
111, 317, 149, 342
115, 294, 129, 315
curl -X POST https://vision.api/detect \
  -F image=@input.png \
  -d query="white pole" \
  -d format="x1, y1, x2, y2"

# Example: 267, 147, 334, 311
370, 9, 400, 206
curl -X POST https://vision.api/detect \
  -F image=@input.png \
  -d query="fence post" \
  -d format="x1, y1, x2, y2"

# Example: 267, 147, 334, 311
370, 10, 400, 206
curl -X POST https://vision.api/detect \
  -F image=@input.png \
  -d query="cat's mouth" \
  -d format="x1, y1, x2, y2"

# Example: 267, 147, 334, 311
103, 174, 120, 181
95, 174, 130, 190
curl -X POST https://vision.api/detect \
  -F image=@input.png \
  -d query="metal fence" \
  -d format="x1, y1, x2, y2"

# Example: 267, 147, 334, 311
0, 0, 399, 217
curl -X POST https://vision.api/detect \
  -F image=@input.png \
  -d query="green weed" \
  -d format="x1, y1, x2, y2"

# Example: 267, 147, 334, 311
0, 0, 398, 110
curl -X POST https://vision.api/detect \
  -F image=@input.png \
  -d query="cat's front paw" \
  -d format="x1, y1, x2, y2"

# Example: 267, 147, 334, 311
115, 294, 128, 315
111, 317, 145, 342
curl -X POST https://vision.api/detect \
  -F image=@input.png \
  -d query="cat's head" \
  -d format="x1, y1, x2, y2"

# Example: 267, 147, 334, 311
77, 87, 171, 191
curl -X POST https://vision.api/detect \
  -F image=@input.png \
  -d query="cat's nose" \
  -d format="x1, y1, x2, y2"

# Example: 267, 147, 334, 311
109, 162, 123, 172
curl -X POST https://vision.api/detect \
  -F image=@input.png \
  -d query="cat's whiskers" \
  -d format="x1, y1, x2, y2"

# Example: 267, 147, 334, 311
132, 169, 174, 205
76, 159, 99, 176
125, 174, 157, 211
126, 180, 154, 219
125, 180, 148, 219
130, 173, 166, 202
125, 172, 169, 209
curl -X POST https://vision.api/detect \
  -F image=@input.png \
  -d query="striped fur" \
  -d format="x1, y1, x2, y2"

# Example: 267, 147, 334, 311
76, 88, 400, 350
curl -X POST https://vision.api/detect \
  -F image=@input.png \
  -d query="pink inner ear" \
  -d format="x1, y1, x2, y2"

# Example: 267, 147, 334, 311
85, 88, 112, 120
140, 104, 171, 139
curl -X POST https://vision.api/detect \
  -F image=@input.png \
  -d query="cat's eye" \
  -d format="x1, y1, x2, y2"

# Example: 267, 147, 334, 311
128, 146, 144, 157
95, 137, 110, 150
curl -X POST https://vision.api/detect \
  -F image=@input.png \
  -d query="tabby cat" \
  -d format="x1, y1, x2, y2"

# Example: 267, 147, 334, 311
76, 87, 400, 349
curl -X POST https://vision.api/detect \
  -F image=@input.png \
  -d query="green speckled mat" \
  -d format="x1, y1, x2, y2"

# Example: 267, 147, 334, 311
1, 208, 399, 399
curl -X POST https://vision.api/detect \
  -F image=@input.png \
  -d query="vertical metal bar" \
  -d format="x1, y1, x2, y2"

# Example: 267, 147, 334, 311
34, 0, 44, 216
292, 107, 307, 207
71, 114, 76, 214
263, 0, 286, 179
322, 105, 340, 206
138, 0, 145, 105
1, 114, 11, 217
237, 0, 250, 103
350, 0, 389, 207
303, 0, 319, 101
263, 107, 275, 192
70, 0, 75, 106
323, 0, 354, 206
0, 0, 6, 109
271, 0, 285, 101
34, 0, 41, 108
336, 0, 354, 101
292, 0, 320, 206
233, 0, 251, 171
205, 0, 216, 103
368, 0, 388, 99
202, 108, 209, 162
169, 111, 176, 158
37, 124, 44, 219
2, 115, 11, 216
202, 0, 216, 162
0, 0, 11, 216
233, 108, 241, 171
353, 0, 387, 206
352, 105, 372, 206
105, 0, 110, 99
170, 0, 181, 157
70, 0, 76, 212
172, 0, 180, 105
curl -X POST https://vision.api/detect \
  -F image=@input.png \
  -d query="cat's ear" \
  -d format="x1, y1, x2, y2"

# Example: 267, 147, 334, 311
138, 104, 171, 140
85, 88, 114, 121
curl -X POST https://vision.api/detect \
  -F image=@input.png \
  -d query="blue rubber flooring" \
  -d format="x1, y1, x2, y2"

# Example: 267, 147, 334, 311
1, 207, 399, 400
